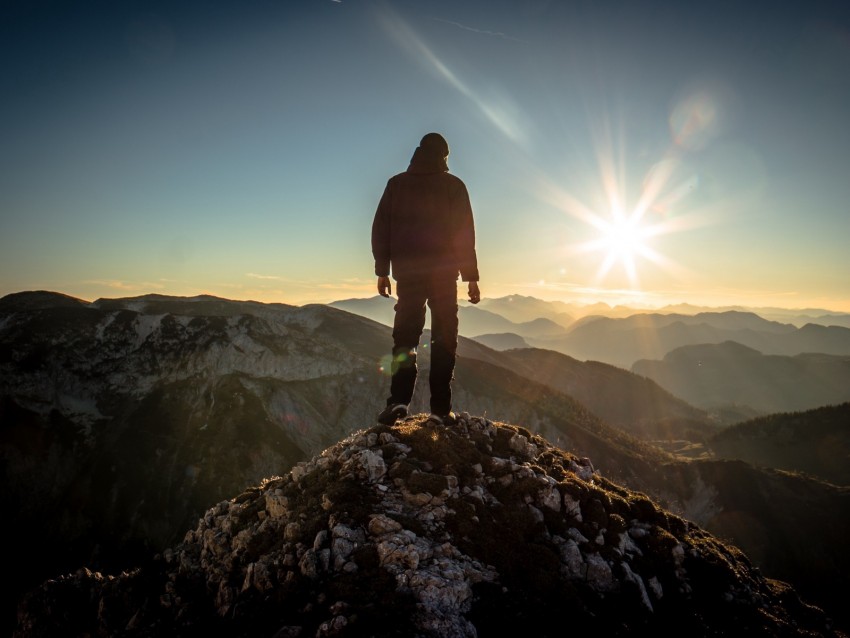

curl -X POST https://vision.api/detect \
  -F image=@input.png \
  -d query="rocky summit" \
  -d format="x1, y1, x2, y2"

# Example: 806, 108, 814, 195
15, 414, 840, 638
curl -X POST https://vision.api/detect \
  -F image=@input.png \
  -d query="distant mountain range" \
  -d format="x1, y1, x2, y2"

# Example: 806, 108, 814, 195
475, 294, 576, 325
531, 311, 850, 369
632, 341, 850, 414
330, 295, 850, 370
2, 291, 849, 633
333, 293, 850, 328
477, 294, 850, 328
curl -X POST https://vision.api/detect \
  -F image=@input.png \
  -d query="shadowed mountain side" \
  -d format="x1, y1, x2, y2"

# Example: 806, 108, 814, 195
531, 311, 850, 369
489, 348, 718, 440
656, 457, 850, 631
707, 403, 850, 485
14, 416, 843, 638
632, 342, 850, 414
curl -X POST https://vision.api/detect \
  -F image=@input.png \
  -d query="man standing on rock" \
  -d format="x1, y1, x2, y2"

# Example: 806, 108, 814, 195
371, 132, 481, 426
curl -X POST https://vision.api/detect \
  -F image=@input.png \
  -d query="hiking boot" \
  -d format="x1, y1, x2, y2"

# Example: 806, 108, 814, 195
377, 403, 408, 425
427, 411, 456, 426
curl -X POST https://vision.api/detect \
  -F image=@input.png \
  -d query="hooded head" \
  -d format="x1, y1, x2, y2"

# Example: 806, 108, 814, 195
419, 132, 449, 159
408, 132, 450, 173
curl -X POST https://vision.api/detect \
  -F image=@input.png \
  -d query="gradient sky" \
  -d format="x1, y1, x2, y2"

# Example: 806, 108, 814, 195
2, 0, 849, 311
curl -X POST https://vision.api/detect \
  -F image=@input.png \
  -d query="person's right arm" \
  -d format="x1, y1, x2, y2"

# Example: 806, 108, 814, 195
371, 179, 393, 281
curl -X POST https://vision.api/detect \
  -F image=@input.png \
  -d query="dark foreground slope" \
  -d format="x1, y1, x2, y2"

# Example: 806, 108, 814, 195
15, 415, 841, 637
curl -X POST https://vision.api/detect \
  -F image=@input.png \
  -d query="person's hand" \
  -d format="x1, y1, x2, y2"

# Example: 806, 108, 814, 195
377, 276, 392, 298
468, 281, 481, 304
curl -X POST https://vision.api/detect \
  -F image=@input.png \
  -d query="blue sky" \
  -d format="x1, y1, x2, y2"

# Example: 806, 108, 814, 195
2, 0, 849, 310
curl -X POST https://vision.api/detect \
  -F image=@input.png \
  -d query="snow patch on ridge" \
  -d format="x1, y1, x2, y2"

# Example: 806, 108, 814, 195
133, 314, 165, 349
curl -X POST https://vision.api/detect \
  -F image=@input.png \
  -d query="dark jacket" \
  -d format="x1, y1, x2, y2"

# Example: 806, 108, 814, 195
371, 147, 479, 282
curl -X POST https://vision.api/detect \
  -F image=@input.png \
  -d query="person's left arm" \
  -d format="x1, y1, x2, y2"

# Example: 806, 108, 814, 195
377, 276, 392, 298
467, 281, 480, 304
453, 181, 480, 287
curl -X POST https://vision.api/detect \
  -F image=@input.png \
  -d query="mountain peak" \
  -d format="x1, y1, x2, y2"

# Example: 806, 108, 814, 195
0, 290, 89, 312
15, 414, 839, 637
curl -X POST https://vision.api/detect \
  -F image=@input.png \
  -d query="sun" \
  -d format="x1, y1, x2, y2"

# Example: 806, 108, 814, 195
534, 112, 714, 294
582, 205, 661, 285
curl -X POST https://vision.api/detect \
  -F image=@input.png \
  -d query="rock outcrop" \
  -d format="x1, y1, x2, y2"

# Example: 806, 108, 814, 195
15, 414, 841, 637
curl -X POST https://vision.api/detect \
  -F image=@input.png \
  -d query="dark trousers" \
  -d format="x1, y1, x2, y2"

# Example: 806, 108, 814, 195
387, 277, 458, 415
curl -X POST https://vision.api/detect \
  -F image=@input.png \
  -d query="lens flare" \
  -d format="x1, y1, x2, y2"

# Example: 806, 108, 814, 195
378, 354, 394, 377
669, 91, 719, 151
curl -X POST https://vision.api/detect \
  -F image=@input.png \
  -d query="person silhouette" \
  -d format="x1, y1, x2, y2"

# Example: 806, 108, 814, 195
371, 132, 481, 426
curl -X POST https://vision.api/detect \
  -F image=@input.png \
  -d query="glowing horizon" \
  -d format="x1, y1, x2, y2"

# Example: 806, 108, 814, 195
21, 276, 848, 315
2, 1, 848, 315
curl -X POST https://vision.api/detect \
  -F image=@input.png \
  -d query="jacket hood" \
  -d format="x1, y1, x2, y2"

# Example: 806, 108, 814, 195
407, 145, 449, 174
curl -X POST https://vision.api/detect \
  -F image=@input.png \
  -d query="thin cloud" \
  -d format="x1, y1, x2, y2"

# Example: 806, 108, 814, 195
245, 274, 370, 289
528, 280, 652, 299
242, 275, 374, 295
246, 273, 285, 281
316, 278, 373, 291
377, 6, 529, 145
431, 17, 526, 43
84, 279, 166, 291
